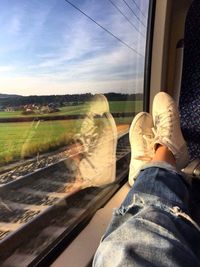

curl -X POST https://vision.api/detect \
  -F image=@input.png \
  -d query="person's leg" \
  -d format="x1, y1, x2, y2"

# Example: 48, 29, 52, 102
93, 150, 200, 267
93, 93, 200, 267
152, 144, 176, 167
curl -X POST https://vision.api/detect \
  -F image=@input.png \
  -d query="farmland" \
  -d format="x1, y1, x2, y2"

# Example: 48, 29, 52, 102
0, 100, 142, 166
0, 120, 81, 165
0, 100, 142, 118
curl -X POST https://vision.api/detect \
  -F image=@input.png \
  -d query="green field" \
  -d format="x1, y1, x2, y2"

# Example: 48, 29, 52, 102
0, 101, 142, 118
0, 120, 82, 165
0, 101, 142, 166
0, 105, 88, 118
109, 100, 142, 113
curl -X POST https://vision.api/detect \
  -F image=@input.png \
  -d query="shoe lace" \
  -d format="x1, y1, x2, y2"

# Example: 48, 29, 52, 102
136, 126, 155, 158
76, 112, 116, 173
75, 112, 101, 157
144, 132, 154, 155
154, 109, 173, 140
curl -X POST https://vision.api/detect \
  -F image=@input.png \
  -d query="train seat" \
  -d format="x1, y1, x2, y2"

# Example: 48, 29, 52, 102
179, 0, 200, 225
179, 0, 200, 161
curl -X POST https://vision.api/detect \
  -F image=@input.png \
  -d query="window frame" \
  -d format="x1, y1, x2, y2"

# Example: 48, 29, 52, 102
143, 0, 156, 112
34, 0, 156, 266
0, 0, 156, 265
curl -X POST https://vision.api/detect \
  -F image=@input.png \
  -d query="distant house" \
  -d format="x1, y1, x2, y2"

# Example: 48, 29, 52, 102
21, 104, 36, 115
21, 103, 60, 115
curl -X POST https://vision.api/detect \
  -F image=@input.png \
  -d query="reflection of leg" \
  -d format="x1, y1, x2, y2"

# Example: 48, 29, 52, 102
75, 94, 117, 187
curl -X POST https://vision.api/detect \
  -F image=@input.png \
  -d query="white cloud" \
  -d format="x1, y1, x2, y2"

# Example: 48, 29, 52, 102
0, 66, 15, 72
0, 74, 143, 96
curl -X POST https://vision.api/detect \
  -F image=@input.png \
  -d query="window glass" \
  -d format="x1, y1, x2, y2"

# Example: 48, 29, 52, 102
0, 0, 150, 264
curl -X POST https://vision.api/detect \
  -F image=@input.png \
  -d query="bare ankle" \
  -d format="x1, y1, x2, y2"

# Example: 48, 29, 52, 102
152, 144, 176, 167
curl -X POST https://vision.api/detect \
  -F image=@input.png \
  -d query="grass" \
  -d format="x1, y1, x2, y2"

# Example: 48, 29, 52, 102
0, 100, 143, 166
0, 120, 82, 165
109, 101, 142, 113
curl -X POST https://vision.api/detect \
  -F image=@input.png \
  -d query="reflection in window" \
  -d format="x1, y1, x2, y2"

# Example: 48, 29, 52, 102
0, 0, 150, 264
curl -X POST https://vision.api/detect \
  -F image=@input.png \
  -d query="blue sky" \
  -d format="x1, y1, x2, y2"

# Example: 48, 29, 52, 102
0, 0, 148, 95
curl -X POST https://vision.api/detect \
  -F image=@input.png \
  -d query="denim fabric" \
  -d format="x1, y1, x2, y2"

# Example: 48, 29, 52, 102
93, 166, 200, 267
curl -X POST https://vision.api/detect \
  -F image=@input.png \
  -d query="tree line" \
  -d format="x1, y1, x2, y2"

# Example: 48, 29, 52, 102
0, 93, 143, 108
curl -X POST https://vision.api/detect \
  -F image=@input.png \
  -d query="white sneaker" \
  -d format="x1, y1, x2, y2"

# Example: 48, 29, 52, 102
128, 112, 154, 186
76, 94, 117, 187
152, 92, 189, 170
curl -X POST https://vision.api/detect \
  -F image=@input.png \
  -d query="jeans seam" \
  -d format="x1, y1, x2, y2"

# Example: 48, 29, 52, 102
169, 206, 200, 232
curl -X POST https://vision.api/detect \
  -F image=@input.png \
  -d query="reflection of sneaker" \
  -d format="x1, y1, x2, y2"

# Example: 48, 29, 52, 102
128, 112, 154, 186
76, 94, 117, 187
153, 92, 189, 170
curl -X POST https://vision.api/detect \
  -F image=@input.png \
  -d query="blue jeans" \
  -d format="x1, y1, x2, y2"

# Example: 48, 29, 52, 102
93, 163, 200, 267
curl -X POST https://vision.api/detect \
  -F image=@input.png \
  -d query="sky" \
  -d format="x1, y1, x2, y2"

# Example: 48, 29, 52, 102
0, 0, 149, 96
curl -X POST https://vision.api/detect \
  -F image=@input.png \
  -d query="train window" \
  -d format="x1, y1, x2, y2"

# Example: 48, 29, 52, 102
0, 0, 151, 265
